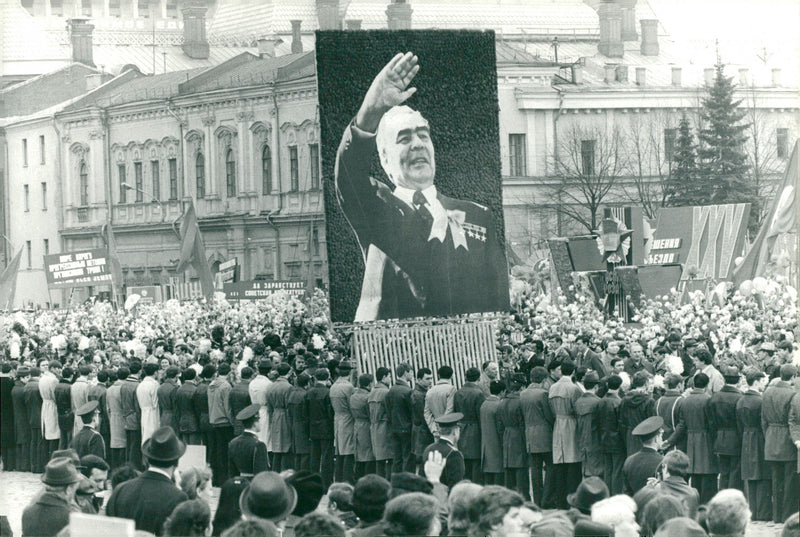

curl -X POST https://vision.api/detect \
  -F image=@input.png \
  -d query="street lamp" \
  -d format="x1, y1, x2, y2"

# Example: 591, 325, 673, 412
121, 182, 166, 222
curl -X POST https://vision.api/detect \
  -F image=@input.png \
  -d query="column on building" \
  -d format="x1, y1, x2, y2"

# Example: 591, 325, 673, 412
88, 128, 106, 214
202, 118, 217, 198
525, 111, 537, 177
236, 112, 252, 195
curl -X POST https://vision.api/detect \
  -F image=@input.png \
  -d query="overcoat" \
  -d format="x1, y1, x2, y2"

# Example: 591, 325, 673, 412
24, 378, 43, 430
411, 384, 433, 457
21, 491, 73, 537
0, 376, 14, 449
618, 391, 656, 456
574, 391, 604, 476
70, 378, 90, 436
106, 381, 127, 449
287, 385, 310, 455
385, 379, 414, 434
497, 391, 526, 468
87, 383, 110, 447
265, 377, 293, 453
596, 392, 624, 454
157, 379, 179, 432
479, 395, 503, 473
330, 378, 356, 455
136, 376, 160, 445
39, 371, 60, 440
453, 381, 485, 460
120, 378, 141, 432
306, 384, 334, 440
54, 380, 74, 437
421, 437, 465, 490
106, 470, 188, 536
227, 431, 269, 477
708, 384, 742, 456
655, 390, 683, 452
789, 389, 800, 473
669, 388, 717, 474
192, 380, 212, 434
350, 387, 374, 462
520, 383, 554, 454
175, 381, 198, 435
71, 425, 106, 459
622, 447, 663, 495
548, 376, 581, 464
762, 381, 797, 462
228, 380, 252, 436
368, 382, 391, 460
12, 380, 30, 443
249, 375, 271, 449
735, 390, 769, 480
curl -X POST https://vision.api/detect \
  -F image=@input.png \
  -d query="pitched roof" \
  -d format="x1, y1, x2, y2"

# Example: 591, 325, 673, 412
0, 1, 67, 76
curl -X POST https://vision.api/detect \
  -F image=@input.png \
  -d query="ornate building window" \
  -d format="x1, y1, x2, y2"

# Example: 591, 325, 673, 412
134, 162, 143, 202
196, 153, 206, 199
151, 160, 160, 201
289, 146, 299, 192
169, 158, 178, 200
226, 149, 236, 197
309, 143, 320, 190
79, 160, 89, 206
119, 164, 127, 203
262, 145, 272, 195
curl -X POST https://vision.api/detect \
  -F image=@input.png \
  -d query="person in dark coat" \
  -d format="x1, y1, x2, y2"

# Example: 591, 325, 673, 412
761, 364, 799, 523
54, 367, 74, 451
735, 368, 771, 521
573, 335, 608, 378
193, 366, 214, 454
497, 374, 529, 499
306, 368, 335, 488
575, 371, 603, 478
120, 362, 142, 470
597, 375, 625, 495
632, 449, 699, 519
288, 372, 312, 471
453, 367, 486, 483
411, 368, 433, 473
330, 362, 356, 483
618, 371, 656, 456
521, 366, 555, 506
22, 457, 82, 537
708, 365, 743, 491
227, 404, 269, 477
655, 373, 684, 453
176, 368, 200, 445
1, 365, 17, 470
622, 416, 664, 496
385, 363, 415, 474
421, 413, 465, 490
665, 372, 718, 504
229, 367, 253, 437
265, 363, 293, 472
351, 374, 375, 479
106, 426, 188, 536
88, 370, 111, 457
24, 367, 46, 473
70, 401, 106, 460
368, 367, 392, 479
157, 366, 180, 432
480, 380, 505, 487
12, 367, 30, 472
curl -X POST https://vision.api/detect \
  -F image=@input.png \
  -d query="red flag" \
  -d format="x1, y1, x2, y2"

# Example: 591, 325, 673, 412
0, 247, 23, 310
733, 141, 799, 285
103, 221, 124, 301
176, 201, 215, 299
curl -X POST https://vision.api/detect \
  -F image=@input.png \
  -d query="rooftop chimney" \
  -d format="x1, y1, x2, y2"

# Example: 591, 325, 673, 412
704, 68, 714, 86
598, 1, 623, 58
671, 67, 682, 86
739, 68, 749, 86
640, 19, 659, 56
257, 37, 278, 58
604, 64, 617, 83
616, 64, 629, 83
620, 0, 638, 41
572, 64, 584, 84
387, 1, 413, 30
181, 4, 209, 60
290, 20, 303, 53
68, 19, 95, 66
317, 0, 340, 31
635, 67, 646, 85
85, 73, 103, 91
345, 19, 362, 30
772, 68, 781, 87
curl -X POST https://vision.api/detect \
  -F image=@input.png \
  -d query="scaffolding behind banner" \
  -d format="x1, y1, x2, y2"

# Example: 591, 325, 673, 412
349, 319, 498, 387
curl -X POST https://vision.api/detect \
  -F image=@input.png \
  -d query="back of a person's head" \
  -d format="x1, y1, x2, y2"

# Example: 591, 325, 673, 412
705, 489, 750, 536
163, 499, 210, 537
438, 365, 453, 380
447, 482, 483, 535
468, 485, 525, 537
352, 474, 391, 524
782, 513, 800, 537
654, 517, 708, 537
693, 372, 710, 389
489, 380, 505, 395
663, 450, 690, 479
220, 519, 279, 537
327, 482, 354, 512
110, 464, 140, 489
293, 512, 345, 537
642, 494, 687, 537
213, 476, 251, 537
591, 495, 639, 535
632, 371, 651, 390
179, 466, 212, 500
382, 492, 439, 537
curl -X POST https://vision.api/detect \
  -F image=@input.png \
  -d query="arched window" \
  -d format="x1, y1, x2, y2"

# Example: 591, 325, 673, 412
79, 160, 89, 206
262, 145, 272, 195
196, 153, 205, 199
226, 149, 236, 197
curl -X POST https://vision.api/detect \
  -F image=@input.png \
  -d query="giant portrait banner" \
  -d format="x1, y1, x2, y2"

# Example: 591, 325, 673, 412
316, 30, 510, 323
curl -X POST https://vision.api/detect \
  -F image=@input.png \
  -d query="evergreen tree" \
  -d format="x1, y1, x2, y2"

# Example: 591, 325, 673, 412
665, 114, 698, 206
696, 61, 752, 205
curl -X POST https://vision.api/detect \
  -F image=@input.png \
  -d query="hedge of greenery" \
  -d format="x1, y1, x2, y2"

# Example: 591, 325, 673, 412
316, 30, 507, 323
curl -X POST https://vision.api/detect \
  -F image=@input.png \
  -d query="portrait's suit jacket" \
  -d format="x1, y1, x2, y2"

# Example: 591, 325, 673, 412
335, 122, 509, 321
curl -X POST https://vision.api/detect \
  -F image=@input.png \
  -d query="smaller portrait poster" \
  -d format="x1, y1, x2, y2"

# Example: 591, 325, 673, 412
316, 30, 510, 323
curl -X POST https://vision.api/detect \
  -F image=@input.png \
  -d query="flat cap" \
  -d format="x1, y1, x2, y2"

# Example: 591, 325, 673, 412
632, 416, 664, 437
76, 400, 99, 419
683, 338, 699, 348
720, 365, 740, 378
435, 412, 464, 426
583, 371, 600, 384
236, 403, 261, 422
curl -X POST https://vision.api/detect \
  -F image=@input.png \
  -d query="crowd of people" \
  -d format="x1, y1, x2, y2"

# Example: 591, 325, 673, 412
0, 278, 799, 537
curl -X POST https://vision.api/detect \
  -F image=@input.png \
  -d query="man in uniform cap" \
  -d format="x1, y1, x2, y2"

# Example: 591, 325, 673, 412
622, 416, 664, 495
70, 400, 106, 460
421, 412, 465, 490
228, 403, 269, 477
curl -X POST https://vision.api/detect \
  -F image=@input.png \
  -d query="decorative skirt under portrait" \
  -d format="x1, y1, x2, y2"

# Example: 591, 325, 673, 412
316, 30, 510, 323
